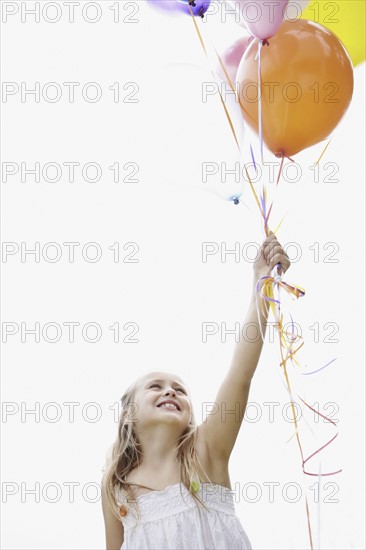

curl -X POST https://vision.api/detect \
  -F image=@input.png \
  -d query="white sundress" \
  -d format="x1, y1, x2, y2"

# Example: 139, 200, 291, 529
115, 482, 253, 550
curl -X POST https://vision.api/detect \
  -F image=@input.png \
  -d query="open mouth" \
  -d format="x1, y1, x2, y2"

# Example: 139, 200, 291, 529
157, 401, 181, 411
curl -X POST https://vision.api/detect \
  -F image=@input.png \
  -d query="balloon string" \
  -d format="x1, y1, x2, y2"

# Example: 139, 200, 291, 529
276, 155, 285, 185
213, 43, 260, 187
187, 1, 207, 54
188, 3, 270, 212
184, 11, 342, 550
213, 42, 252, 124
257, 41, 264, 163
305, 497, 314, 550
259, 186, 267, 234
243, 164, 268, 233
301, 358, 337, 376
251, 164, 333, 550
316, 138, 332, 165
297, 395, 342, 476
257, 273, 342, 548
264, 201, 273, 232
275, 154, 295, 185
273, 212, 287, 234
250, 143, 257, 173
186, 3, 242, 152
317, 462, 322, 550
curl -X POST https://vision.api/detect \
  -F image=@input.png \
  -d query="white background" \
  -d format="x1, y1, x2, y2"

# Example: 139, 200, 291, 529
1, 1, 365, 549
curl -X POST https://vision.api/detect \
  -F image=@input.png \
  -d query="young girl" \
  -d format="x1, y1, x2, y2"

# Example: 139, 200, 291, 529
102, 232, 290, 549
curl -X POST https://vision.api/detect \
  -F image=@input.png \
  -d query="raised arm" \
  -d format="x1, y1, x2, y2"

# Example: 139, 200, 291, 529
198, 232, 290, 462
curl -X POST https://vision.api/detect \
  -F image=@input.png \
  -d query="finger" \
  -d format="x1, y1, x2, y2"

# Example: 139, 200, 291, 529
269, 253, 291, 272
262, 232, 278, 247
268, 249, 290, 263
262, 241, 279, 261
266, 245, 289, 262
264, 243, 283, 262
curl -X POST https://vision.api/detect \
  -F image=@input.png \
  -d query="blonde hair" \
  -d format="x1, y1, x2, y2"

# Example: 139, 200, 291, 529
102, 375, 212, 522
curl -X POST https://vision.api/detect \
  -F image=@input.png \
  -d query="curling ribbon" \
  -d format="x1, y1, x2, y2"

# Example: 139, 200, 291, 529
255, 266, 341, 550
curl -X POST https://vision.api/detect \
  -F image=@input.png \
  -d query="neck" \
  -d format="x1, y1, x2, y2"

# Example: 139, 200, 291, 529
134, 424, 183, 476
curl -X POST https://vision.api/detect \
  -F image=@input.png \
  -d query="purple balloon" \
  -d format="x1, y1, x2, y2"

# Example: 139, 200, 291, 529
177, 0, 211, 18
147, 0, 211, 18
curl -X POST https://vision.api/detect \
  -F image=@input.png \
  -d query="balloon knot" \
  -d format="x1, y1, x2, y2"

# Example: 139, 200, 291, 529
233, 197, 240, 205
199, 7, 205, 17
189, 0, 196, 6
262, 39, 269, 46
275, 152, 295, 162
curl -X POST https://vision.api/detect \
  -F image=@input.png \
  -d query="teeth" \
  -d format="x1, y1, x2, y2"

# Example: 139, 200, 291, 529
160, 403, 178, 410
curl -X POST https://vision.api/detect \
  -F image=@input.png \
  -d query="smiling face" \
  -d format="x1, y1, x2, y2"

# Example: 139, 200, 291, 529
132, 371, 192, 434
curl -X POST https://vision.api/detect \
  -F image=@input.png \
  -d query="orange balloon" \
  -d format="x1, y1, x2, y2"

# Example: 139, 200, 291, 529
236, 20, 354, 157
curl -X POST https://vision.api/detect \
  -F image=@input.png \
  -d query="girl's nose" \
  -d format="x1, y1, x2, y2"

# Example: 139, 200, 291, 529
164, 388, 176, 396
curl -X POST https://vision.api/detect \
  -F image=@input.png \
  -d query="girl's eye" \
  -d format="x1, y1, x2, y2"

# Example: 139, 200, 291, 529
149, 384, 160, 389
176, 388, 187, 395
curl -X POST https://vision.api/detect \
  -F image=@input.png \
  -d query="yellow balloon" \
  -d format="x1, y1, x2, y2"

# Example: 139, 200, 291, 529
302, 0, 366, 66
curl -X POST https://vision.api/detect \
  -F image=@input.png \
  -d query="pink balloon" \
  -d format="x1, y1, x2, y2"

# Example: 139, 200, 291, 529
216, 36, 253, 84
229, 0, 289, 40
